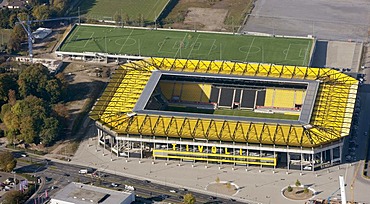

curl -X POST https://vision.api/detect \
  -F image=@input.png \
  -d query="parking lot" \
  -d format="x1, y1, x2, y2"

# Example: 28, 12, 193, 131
0, 172, 26, 201
242, 0, 370, 41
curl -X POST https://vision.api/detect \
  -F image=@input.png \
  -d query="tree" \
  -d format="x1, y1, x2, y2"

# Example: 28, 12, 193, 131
2, 190, 26, 204
53, 103, 69, 126
183, 193, 196, 204
8, 24, 27, 52
295, 179, 301, 187
225, 182, 232, 189
39, 117, 59, 145
18, 63, 64, 103
52, 0, 67, 14
124, 13, 130, 25
114, 13, 122, 26
304, 187, 309, 194
215, 176, 220, 183
0, 151, 17, 172
287, 185, 293, 192
8, 89, 17, 106
32, 4, 51, 20
0, 74, 18, 105
2, 95, 59, 146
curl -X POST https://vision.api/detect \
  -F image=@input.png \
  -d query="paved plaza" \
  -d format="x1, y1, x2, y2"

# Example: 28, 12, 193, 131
72, 135, 370, 204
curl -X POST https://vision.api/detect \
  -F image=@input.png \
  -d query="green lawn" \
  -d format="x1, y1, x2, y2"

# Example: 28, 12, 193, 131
165, 105, 299, 120
78, 0, 169, 22
0, 29, 12, 45
59, 25, 314, 66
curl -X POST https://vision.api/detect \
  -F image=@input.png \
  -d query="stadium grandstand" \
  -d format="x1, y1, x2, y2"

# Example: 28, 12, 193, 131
90, 58, 358, 171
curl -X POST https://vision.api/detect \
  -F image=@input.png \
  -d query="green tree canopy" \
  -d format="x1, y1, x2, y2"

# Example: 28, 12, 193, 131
0, 151, 17, 172
2, 190, 26, 204
0, 74, 18, 105
18, 64, 64, 103
32, 4, 51, 20
183, 193, 196, 204
2, 96, 59, 145
8, 24, 27, 52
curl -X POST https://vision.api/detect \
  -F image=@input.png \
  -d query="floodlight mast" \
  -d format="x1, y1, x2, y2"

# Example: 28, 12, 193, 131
16, 15, 80, 62
17, 16, 33, 62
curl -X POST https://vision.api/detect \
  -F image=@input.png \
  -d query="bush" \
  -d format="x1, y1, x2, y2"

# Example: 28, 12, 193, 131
287, 185, 293, 192
226, 182, 232, 189
304, 187, 309, 194
295, 179, 301, 187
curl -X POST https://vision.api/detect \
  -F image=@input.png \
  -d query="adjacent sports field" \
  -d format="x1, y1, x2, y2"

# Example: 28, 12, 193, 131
79, 0, 169, 21
59, 25, 314, 66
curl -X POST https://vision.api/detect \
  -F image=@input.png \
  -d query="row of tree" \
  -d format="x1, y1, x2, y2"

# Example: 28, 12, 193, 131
0, 63, 68, 146
0, 0, 72, 29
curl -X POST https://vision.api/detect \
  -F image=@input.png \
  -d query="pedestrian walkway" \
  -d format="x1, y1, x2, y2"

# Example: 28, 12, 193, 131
72, 137, 370, 204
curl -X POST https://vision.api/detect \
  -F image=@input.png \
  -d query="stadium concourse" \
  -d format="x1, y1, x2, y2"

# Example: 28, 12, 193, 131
89, 58, 358, 171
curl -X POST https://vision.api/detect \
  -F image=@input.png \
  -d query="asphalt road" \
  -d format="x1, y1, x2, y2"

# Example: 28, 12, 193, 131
11, 154, 244, 204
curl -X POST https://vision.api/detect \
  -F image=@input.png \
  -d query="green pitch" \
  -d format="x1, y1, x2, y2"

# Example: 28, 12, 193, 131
166, 106, 299, 120
80, 0, 169, 21
59, 25, 314, 66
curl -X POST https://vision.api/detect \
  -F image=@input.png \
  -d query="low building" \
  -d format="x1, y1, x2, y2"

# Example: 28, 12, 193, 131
7, 0, 26, 9
32, 27, 52, 40
50, 182, 135, 204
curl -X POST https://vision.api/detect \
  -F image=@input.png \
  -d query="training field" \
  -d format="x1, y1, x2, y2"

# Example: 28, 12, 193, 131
79, 0, 169, 21
59, 25, 314, 66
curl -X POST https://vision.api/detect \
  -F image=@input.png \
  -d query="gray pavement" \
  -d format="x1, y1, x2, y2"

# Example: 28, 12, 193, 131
311, 41, 362, 71
242, 0, 370, 41
72, 137, 370, 204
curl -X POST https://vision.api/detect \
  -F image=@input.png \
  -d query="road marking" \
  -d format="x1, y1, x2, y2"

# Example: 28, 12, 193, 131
119, 30, 134, 53
244, 37, 256, 62
284, 44, 292, 60
303, 41, 311, 66
173, 33, 188, 58
187, 34, 201, 59
83, 32, 95, 48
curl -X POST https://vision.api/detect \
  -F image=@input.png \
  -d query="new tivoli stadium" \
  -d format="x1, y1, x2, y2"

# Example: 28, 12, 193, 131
89, 57, 358, 171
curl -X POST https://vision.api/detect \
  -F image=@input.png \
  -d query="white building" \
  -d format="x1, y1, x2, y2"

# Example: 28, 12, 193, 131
50, 182, 135, 204
32, 28, 52, 40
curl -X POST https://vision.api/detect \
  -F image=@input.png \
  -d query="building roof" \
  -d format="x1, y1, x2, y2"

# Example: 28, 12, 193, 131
90, 58, 358, 147
50, 182, 133, 204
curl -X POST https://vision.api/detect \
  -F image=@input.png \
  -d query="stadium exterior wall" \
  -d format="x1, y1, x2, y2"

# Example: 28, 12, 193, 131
96, 121, 343, 171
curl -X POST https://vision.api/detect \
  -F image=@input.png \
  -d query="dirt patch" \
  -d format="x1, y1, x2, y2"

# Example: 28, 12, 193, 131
206, 182, 238, 196
184, 7, 228, 31
43, 62, 113, 160
283, 187, 314, 200
162, 0, 255, 31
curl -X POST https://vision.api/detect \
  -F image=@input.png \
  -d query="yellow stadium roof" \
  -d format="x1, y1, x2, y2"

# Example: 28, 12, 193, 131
90, 58, 358, 147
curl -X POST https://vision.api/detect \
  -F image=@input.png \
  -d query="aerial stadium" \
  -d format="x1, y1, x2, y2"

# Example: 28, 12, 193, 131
89, 57, 358, 171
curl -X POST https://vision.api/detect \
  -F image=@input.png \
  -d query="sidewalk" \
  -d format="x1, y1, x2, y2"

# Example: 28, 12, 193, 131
72, 138, 370, 204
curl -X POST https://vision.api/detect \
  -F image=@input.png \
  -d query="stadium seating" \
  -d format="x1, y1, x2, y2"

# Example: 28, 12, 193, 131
181, 83, 202, 101
294, 90, 305, 105
264, 88, 306, 109
159, 82, 173, 100
200, 84, 212, 102
274, 89, 295, 108
264, 89, 275, 107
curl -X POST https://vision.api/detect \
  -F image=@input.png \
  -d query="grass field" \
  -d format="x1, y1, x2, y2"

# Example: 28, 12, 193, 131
0, 29, 12, 45
59, 25, 314, 66
166, 106, 299, 120
78, 0, 169, 22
